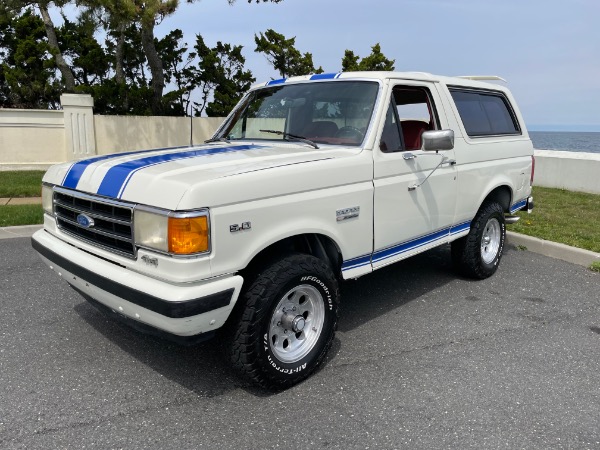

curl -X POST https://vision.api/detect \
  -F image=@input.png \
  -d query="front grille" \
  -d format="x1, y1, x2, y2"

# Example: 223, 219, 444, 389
53, 187, 136, 258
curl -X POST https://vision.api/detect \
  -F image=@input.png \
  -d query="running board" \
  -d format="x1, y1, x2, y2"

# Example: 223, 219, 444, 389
505, 215, 521, 224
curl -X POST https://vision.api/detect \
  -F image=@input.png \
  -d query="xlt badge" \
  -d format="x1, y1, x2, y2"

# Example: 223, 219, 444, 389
336, 206, 360, 222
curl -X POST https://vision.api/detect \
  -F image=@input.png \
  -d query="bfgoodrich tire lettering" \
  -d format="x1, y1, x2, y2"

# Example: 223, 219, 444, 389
229, 254, 339, 388
451, 201, 506, 279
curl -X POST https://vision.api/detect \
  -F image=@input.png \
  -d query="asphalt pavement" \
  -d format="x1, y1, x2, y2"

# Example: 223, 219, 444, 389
1, 236, 599, 449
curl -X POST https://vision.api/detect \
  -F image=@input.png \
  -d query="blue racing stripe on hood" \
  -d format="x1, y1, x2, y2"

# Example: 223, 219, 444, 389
97, 144, 262, 198
61, 145, 189, 189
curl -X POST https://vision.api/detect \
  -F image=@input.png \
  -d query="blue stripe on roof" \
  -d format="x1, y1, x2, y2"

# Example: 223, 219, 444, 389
61, 146, 190, 189
267, 78, 286, 86
310, 73, 342, 80
97, 144, 262, 198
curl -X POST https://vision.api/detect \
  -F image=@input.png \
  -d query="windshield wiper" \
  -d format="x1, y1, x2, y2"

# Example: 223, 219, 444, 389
259, 129, 319, 149
204, 137, 231, 144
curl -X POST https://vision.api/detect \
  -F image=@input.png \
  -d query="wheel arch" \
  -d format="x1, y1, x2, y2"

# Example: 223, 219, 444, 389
239, 233, 343, 282
480, 184, 512, 213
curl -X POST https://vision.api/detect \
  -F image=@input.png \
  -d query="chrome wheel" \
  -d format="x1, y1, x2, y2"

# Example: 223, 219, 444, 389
481, 217, 501, 264
269, 284, 325, 363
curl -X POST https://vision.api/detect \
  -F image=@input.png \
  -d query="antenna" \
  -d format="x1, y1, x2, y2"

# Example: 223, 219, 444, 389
189, 95, 193, 146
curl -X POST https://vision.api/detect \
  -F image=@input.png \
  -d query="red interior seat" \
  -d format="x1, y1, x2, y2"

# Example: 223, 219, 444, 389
401, 120, 430, 150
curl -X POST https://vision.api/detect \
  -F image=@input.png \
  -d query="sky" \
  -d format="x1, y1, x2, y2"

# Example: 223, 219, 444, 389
60, 0, 600, 131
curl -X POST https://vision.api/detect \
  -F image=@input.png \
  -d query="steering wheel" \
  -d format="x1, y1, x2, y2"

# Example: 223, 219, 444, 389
335, 126, 363, 141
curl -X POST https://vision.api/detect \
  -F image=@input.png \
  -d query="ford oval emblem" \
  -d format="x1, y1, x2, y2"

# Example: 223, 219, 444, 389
76, 213, 95, 228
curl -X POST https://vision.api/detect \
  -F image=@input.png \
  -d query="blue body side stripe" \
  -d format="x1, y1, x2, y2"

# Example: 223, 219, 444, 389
510, 199, 527, 213
97, 144, 262, 198
341, 220, 472, 271
61, 145, 190, 189
373, 228, 449, 262
449, 220, 471, 235
341, 254, 371, 271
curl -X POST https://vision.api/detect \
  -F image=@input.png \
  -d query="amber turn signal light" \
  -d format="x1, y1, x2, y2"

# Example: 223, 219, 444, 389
168, 215, 209, 254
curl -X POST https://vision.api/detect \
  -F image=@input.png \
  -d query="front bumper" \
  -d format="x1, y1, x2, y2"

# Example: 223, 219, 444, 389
31, 229, 243, 338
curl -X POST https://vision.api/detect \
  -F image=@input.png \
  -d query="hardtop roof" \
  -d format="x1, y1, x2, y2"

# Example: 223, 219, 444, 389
250, 71, 510, 92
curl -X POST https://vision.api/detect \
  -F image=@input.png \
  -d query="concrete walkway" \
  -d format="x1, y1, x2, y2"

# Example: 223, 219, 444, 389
0, 196, 42, 205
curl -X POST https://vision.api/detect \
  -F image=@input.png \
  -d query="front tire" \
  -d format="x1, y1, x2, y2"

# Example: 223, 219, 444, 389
229, 254, 339, 388
451, 201, 506, 279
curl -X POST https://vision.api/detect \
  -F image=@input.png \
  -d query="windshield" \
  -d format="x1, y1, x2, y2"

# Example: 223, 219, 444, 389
217, 81, 380, 147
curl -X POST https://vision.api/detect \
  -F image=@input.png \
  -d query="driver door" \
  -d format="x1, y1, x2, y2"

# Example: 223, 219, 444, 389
372, 82, 458, 269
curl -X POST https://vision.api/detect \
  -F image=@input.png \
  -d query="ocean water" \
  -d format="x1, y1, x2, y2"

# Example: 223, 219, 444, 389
529, 131, 600, 154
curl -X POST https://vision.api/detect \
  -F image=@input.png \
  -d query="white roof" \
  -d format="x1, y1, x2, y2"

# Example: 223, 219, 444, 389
250, 71, 509, 91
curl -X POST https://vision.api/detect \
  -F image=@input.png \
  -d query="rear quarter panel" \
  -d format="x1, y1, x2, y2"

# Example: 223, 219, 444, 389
436, 82, 534, 224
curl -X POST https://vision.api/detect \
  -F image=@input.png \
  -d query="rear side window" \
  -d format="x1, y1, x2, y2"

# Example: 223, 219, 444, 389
449, 88, 520, 137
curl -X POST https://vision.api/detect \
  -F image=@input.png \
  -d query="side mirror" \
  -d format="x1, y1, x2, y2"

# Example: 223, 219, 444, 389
422, 129, 454, 151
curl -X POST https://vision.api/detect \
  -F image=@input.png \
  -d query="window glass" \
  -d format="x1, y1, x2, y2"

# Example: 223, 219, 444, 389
450, 89, 520, 137
392, 87, 437, 151
221, 81, 379, 147
379, 102, 402, 152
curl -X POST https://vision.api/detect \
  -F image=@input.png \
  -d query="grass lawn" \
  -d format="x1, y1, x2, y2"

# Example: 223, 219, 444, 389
0, 170, 45, 198
510, 186, 600, 253
0, 204, 44, 227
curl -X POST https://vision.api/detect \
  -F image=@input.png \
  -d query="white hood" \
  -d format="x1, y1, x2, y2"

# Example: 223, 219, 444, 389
43, 142, 372, 210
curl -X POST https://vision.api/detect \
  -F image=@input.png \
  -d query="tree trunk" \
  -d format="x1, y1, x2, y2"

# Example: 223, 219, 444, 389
38, 2, 76, 92
114, 22, 126, 85
140, 22, 164, 115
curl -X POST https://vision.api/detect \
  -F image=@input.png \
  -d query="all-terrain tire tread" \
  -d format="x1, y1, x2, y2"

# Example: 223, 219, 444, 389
451, 201, 505, 279
228, 254, 339, 388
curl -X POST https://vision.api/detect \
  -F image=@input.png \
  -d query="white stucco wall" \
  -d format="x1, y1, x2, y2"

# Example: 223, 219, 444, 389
0, 100, 223, 170
0, 109, 66, 169
93, 116, 222, 154
534, 150, 600, 194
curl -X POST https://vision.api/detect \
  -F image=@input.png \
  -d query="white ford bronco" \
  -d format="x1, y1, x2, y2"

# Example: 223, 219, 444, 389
32, 71, 534, 388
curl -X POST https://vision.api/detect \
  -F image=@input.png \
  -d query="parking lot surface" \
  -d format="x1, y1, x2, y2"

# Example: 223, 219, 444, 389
1, 236, 599, 449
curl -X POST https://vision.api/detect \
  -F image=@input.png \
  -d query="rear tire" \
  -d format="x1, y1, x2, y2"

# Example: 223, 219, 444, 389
229, 254, 339, 388
451, 202, 506, 279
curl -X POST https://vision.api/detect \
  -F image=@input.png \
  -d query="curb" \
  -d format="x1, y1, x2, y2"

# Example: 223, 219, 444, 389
506, 231, 599, 268
1, 224, 597, 269
0, 224, 43, 240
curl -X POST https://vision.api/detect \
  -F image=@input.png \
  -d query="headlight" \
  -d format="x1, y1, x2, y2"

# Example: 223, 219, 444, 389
134, 208, 210, 256
42, 184, 54, 215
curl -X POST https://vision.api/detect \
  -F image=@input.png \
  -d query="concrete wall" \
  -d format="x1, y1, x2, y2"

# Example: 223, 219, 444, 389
94, 116, 222, 154
534, 150, 600, 194
0, 108, 66, 169
0, 94, 223, 170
